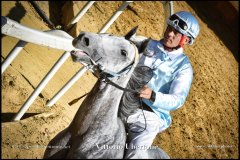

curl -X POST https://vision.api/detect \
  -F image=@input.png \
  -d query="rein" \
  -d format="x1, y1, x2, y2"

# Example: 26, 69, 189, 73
103, 76, 139, 94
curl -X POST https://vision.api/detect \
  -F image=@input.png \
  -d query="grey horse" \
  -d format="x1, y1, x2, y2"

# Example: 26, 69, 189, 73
44, 27, 170, 159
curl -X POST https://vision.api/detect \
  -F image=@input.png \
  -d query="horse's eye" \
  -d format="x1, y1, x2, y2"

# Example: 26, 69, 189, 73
121, 50, 128, 57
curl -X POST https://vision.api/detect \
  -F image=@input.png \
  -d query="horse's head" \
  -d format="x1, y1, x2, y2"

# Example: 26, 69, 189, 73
71, 27, 140, 75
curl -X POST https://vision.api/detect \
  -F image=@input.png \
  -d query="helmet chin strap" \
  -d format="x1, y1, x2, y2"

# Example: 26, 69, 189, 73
179, 35, 187, 48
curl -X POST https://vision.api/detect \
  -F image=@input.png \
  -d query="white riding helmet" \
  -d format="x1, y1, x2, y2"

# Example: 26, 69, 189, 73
167, 11, 200, 45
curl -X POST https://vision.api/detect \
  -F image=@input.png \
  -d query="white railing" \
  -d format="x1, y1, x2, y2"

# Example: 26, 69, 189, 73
1, 40, 27, 74
99, 1, 133, 33
46, 1, 134, 107
1, 1, 134, 121
1, 1, 173, 121
1, 17, 75, 51
162, 1, 174, 36
66, 1, 96, 30
2, 16, 76, 121
12, 51, 72, 121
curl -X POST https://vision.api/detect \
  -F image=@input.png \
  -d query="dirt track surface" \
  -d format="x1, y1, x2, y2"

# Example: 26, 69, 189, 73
1, 1, 238, 159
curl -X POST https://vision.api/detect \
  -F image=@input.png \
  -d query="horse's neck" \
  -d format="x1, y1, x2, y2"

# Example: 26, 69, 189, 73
69, 72, 133, 136
90, 74, 132, 112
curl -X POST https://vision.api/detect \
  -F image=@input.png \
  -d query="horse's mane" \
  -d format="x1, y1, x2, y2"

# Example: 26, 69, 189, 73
119, 65, 153, 122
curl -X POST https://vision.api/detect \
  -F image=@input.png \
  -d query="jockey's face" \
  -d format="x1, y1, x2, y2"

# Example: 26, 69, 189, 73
163, 25, 183, 48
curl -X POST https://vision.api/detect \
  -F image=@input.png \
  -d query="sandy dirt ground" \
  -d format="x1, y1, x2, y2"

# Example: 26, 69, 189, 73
1, 1, 238, 159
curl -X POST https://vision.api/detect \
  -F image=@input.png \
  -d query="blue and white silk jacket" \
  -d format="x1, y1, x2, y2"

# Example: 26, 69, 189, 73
138, 39, 194, 129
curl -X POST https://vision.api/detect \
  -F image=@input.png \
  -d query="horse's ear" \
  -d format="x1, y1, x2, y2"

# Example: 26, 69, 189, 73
124, 26, 138, 40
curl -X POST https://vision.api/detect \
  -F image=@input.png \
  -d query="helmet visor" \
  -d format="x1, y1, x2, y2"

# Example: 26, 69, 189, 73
168, 14, 188, 32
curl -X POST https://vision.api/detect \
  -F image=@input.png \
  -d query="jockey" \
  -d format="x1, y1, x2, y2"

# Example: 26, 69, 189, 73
124, 11, 200, 158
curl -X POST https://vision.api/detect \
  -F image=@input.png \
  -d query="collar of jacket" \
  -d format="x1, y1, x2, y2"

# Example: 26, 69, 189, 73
158, 39, 184, 61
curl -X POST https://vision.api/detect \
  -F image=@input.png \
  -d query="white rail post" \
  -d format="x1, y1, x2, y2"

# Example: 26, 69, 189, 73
1, 40, 27, 74
66, 1, 95, 30
46, 65, 88, 107
46, 1, 133, 107
99, 1, 133, 33
162, 1, 174, 37
1, 16, 75, 51
169, 1, 174, 15
47, 1, 96, 107
12, 51, 71, 121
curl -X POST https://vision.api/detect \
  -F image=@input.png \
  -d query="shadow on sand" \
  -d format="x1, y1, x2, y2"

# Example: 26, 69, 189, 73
187, 1, 239, 62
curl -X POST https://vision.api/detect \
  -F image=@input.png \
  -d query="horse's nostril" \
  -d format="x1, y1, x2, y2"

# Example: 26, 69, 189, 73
72, 38, 78, 46
78, 33, 84, 40
84, 37, 89, 46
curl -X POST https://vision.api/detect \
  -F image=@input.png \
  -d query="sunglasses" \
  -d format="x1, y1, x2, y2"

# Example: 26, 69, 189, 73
169, 14, 188, 31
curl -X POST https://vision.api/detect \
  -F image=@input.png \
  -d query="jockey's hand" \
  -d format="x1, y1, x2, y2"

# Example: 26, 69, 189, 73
139, 85, 152, 100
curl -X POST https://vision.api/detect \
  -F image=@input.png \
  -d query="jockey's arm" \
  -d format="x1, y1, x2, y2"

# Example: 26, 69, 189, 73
151, 66, 193, 111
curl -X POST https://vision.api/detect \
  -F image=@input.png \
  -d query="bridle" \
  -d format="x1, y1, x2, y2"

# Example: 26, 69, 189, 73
84, 41, 147, 133
89, 41, 140, 94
